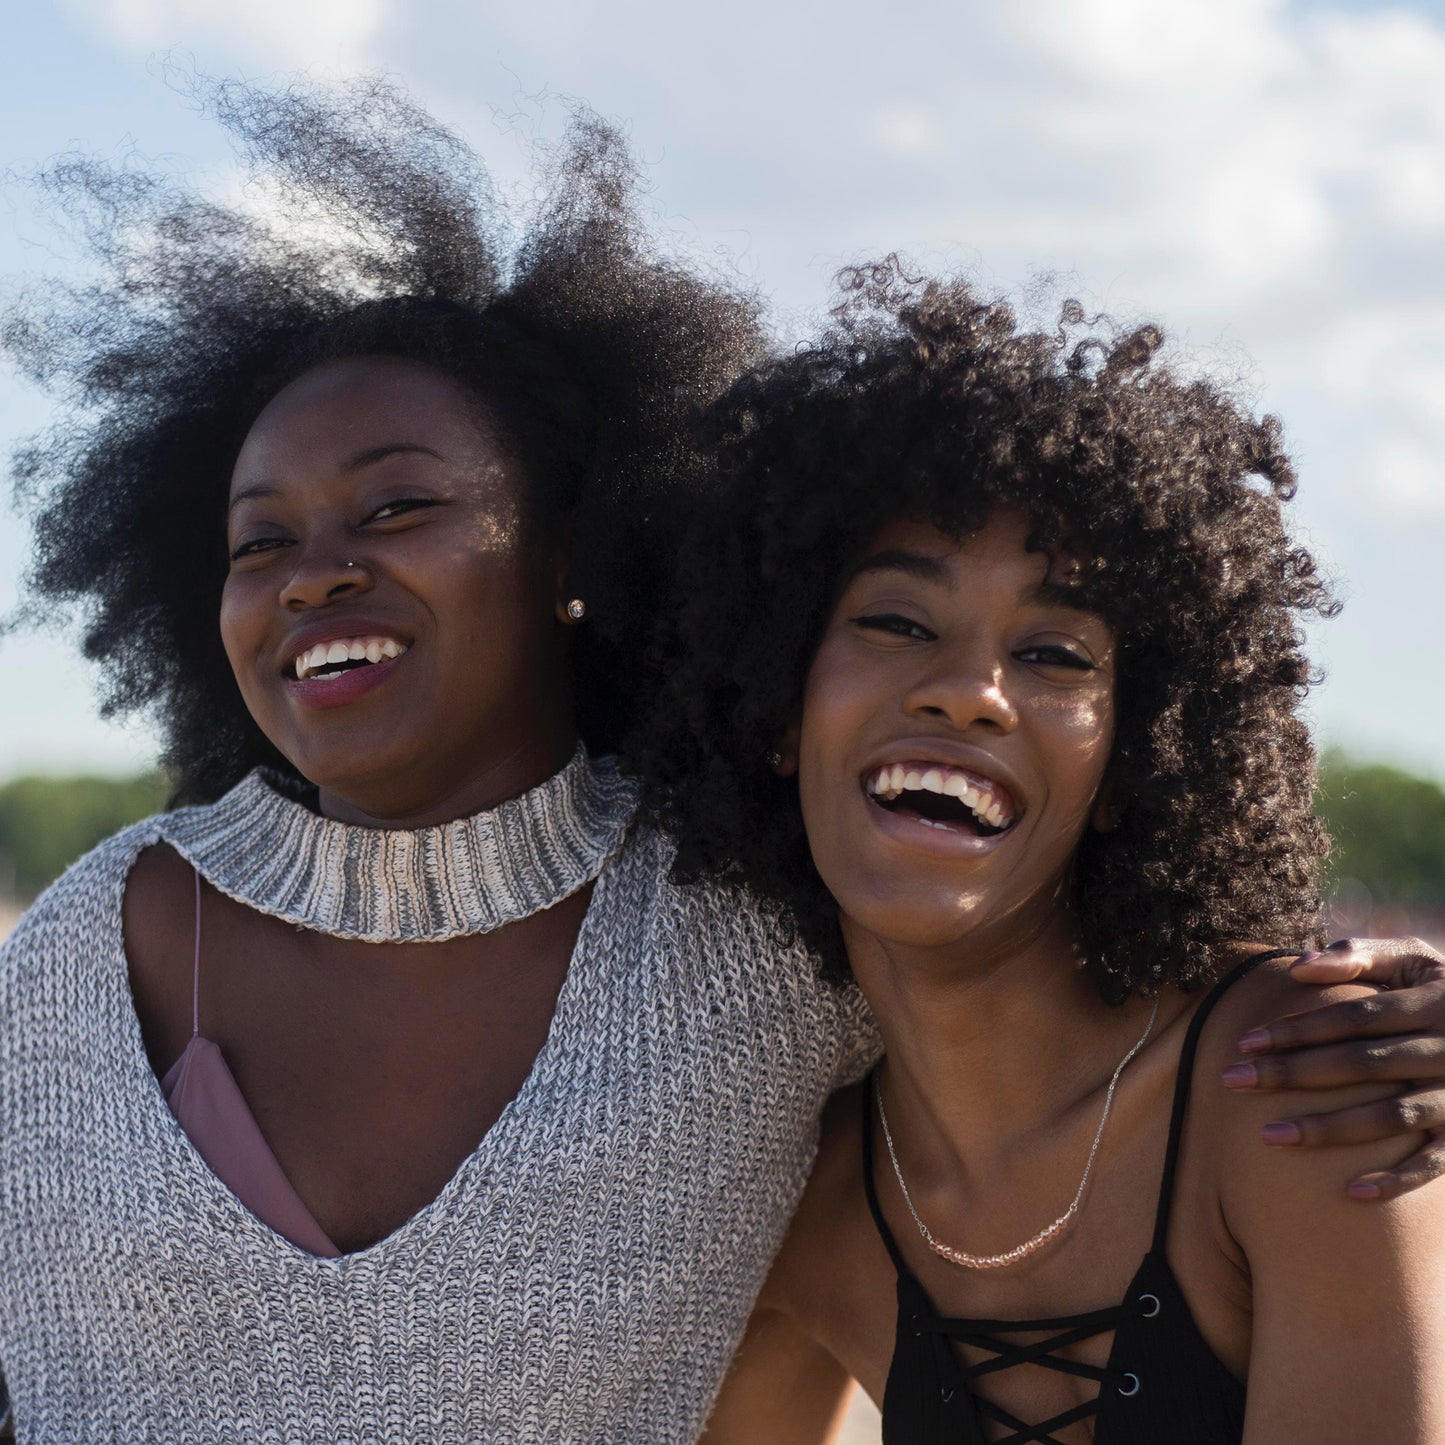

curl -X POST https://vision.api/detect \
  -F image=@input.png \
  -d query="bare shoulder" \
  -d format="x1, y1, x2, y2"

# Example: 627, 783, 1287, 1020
122, 841, 195, 957
1191, 943, 1379, 1079
121, 842, 197, 1069
1185, 950, 1445, 1438
1186, 946, 1419, 1224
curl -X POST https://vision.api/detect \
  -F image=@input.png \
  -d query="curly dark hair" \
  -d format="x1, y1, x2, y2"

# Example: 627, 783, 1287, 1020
4, 76, 762, 803
625, 262, 1334, 1000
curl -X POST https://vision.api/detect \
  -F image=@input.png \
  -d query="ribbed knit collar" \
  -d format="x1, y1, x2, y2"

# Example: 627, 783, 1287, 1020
156, 746, 637, 943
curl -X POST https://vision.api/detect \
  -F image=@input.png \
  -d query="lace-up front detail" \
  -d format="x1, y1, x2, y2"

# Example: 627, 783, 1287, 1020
864, 953, 1285, 1445
910, 1293, 1156, 1443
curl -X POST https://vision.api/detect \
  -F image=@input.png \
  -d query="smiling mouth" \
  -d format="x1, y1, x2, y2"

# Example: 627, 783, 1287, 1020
291, 635, 409, 681
864, 762, 1020, 837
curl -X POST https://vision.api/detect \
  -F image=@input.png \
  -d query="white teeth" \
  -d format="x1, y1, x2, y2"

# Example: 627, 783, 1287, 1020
293, 635, 408, 680
866, 762, 1017, 831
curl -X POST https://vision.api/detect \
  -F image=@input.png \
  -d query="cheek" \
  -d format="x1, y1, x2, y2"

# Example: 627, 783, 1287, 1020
795, 640, 878, 837
217, 575, 266, 685
1038, 688, 1116, 814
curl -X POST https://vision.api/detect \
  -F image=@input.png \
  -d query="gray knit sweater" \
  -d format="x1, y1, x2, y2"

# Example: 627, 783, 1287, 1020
0, 751, 875, 1443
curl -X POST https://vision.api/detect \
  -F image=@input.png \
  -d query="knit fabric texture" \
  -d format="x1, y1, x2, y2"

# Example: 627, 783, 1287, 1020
0, 751, 877, 1443
158, 745, 632, 943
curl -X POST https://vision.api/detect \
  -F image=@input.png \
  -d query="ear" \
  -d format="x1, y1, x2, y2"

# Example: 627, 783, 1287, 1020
771, 722, 801, 778
551, 519, 578, 625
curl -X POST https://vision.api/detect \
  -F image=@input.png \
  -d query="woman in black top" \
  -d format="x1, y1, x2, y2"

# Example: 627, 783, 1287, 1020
631, 264, 1445, 1441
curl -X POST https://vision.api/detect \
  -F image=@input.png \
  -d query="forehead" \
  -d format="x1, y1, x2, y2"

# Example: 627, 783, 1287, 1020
231, 356, 497, 492
852, 512, 1052, 590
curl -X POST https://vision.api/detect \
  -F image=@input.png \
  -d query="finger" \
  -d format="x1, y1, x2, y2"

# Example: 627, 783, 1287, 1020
1257, 1087, 1445, 1150
1222, 1036, 1445, 1092
1236, 984, 1445, 1055
1347, 1136, 1445, 1202
1291, 937, 1445, 990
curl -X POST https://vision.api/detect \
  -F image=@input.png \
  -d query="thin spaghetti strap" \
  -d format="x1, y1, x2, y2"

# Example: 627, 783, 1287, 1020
1150, 948, 1297, 1253
191, 866, 202, 1040
861, 1077, 911, 1276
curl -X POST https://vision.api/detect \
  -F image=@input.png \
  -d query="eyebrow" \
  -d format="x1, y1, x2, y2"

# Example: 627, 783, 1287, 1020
227, 483, 281, 514
851, 548, 1100, 616
343, 442, 444, 471
228, 443, 444, 513
851, 549, 955, 587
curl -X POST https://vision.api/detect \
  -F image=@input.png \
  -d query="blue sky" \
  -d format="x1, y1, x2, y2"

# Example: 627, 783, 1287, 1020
2, 0, 1444, 782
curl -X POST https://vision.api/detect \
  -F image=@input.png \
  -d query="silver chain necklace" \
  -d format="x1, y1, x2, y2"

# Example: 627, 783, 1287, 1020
874, 993, 1161, 1270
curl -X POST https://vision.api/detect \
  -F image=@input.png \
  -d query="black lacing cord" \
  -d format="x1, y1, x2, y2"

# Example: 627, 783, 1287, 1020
912, 1292, 1152, 1443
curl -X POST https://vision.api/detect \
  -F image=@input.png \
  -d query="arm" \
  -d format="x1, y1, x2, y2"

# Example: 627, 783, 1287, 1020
1214, 976, 1445, 1441
1222, 936, 1445, 1197
700, 1306, 857, 1445
703, 1084, 882, 1444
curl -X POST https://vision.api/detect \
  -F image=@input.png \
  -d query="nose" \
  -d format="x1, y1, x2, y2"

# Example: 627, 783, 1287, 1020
902, 639, 1019, 734
278, 545, 375, 611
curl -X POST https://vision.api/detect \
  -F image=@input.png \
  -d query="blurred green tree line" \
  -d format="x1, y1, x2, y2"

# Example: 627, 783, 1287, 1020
1316, 750, 1445, 935
0, 754, 1440, 923
0, 772, 169, 901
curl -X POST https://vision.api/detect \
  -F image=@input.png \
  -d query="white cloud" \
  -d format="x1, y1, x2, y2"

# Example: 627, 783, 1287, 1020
949, 0, 1445, 311
873, 107, 945, 156
66, 0, 388, 70
1359, 436, 1445, 519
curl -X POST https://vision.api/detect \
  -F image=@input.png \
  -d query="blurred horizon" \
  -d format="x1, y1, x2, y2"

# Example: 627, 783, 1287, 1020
2, 0, 1444, 789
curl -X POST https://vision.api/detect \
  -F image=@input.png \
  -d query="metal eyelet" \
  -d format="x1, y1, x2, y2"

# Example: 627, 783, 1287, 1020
1139, 1292, 1161, 1318
1117, 1372, 1141, 1398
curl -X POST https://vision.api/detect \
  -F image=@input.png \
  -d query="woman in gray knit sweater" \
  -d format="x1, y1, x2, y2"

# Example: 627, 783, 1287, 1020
1, 79, 1441, 1444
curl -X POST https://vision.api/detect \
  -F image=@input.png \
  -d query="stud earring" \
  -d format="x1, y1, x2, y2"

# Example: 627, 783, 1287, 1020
566, 598, 587, 621
766, 749, 782, 768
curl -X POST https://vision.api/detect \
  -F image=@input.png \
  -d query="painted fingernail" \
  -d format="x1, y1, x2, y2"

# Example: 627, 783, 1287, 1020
1237, 1029, 1271, 1054
1348, 1178, 1384, 1200
1293, 951, 1323, 966
1221, 1063, 1257, 1089
1261, 1121, 1301, 1146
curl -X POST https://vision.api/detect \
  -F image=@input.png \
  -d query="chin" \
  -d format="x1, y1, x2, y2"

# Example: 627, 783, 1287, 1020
842, 894, 989, 952
279, 732, 425, 803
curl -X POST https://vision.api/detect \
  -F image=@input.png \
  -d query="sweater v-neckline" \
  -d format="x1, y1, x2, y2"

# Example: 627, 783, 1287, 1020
118, 837, 618, 1265
116, 749, 636, 1263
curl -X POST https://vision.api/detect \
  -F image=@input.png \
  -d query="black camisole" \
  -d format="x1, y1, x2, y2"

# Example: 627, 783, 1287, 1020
863, 952, 1292, 1443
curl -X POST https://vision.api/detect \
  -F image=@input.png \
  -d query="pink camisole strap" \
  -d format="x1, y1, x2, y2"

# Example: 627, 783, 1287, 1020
160, 869, 340, 1258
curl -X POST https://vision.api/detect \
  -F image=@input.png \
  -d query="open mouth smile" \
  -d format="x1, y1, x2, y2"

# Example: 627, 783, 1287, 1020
284, 633, 411, 709
292, 635, 408, 680
864, 761, 1020, 838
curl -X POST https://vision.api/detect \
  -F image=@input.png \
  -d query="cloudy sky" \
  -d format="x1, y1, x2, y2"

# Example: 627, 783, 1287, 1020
2, 0, 1443, 781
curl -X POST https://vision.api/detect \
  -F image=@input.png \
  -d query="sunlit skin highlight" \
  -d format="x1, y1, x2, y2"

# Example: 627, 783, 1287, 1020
791, 509, 1169, 1181
796, 511, 1116, 970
